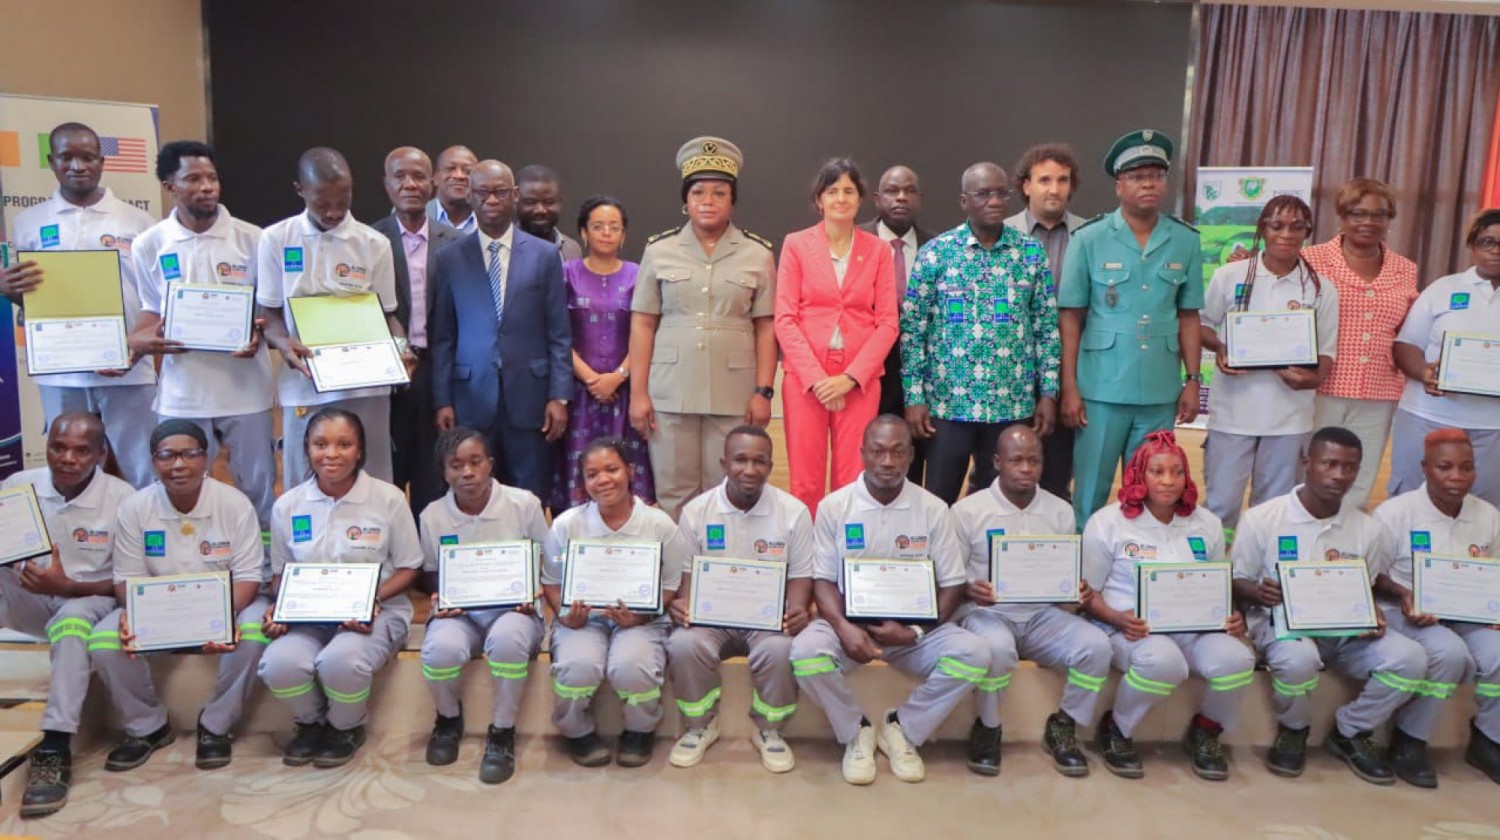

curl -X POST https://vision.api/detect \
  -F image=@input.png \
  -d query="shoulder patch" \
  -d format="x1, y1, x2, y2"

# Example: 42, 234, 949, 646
1165, 213, 1199, 233
1073, 213, 1107, 233
646, 226, 682, 246
742, 230, 774, 250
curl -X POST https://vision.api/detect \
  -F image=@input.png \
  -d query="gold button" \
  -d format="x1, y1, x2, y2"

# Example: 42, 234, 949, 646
1140, 344, 1149, 351
1366, 290, 1376, 299
1364, 312, 1374, 320
1359, 355, 1369, 363
1362, 333, 1370, 341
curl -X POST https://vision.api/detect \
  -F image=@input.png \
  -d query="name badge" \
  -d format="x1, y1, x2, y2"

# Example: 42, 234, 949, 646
160, 253, 182, 281
144, 530, 167, 558
1166, 262, 1184, 271
439, 534, 459, 547
284, 247, 305, 273
40, 224, 61, 249
945, 297, 965, 324
1187, 536, 1208, 562
1410, 530, 1432, 553
1276, 535, 1299, 562
292, 514, 313, 544
1102, 261, 1123, 270
1450, 292, 1471, 311
844, 523, 866, 550
706, 524, 726, 551
993, 298, 1012, 324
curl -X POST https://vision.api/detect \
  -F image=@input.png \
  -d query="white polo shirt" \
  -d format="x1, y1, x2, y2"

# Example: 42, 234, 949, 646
677, 480, 815, 579
1, 467, 132, 583
540, 498, 690, 596
1372, 485, 1500, 592
952, 481, 1075, 621
418, 480, 549, 571
112, 478, 263, 583
1202, 256, 1339, 436
1082, 502, 1226, 614
254, 211, 398, 407
1395, 268, 1500, 429
811, 474, 966, 589
269, 472, 422, 615
131, 206, 272, 418
10, 188, 157, 389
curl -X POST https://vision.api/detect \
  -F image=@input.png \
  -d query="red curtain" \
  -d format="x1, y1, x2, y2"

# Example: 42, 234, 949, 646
1487, 86, 1500, 208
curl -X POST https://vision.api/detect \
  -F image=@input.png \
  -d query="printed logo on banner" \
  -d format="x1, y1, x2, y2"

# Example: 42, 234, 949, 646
1238, 177, 1266, 200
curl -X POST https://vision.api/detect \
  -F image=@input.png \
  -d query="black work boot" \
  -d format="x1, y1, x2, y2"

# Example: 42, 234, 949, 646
616, 730, 655, 767
283, 722, 324, 767
1326, 728, 1395, 786
1389, 727, 1437, 789
425, 711, 464, 766
20, 747, 71, 818
1043, 711, 1089, 777
1265, 724, 1309, 778
965, 718, 1001, 777
1465, 718, 1500, 785
312, 724, 367, 768
195, 716, 233, 770
104, 723, 176, 771
1092, 711, 1143, 779
1182, 718, 1229, 781
564, 731, 611, 767
479, 726, 517, 784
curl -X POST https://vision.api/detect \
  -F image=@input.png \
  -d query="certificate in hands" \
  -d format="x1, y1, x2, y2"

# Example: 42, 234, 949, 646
1437, 332, 1500, 398
273, 563, 381, 623
1135, 562, 1232, 633
562, 540, 663, 612
126, 571, 234, 652
163, 282, 255, 352
0, 484, 53, 566
287, 294, 409, 393
438, 540, 537, 610
1224, 310, 1318, 369
842, 558, 938, 622
989, 535, 1081, 604
1276, 560, 1378, 636
687, 556, 787, 632
1412, 553, 1500, 625
19, 250, 130, 375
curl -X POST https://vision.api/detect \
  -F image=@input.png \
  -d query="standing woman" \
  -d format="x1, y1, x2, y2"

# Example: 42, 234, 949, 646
550, 196, 655, 511
1389, 209, 1500, 505
1307, 178, 1420, 509
258, 408, 422, 768
774, 158, 898, 511
629, 137, 778, 519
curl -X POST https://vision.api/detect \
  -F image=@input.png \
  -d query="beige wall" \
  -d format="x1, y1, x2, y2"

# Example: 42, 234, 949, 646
0, 0, 207, 143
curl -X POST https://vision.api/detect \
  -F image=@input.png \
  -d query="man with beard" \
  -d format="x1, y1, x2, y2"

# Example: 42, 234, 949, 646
516, 165, 583, 262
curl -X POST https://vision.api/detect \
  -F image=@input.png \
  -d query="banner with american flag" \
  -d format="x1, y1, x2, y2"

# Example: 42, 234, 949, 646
99, 135, 149, 173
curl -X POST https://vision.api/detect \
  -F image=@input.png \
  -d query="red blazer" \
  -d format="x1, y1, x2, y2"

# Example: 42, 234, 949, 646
773, 223, 899, 390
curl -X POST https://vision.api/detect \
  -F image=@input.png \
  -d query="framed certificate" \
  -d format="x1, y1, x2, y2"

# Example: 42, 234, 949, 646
562, 540, 663, 612
437, 540, 537, 610
1136, 562, 1232, 633
1224, 310, 1318, 369
24, 316, 129, 375
288, 294, 409, 393
163, 282, 255, 352
272, 562, 381, 623
687, 555, 787, 632
842, 558, 938, 622
1413, 552, 1500, 625
19, 250, 130, 375
1437, 332, 1500, 397
0, 484, 53, 566
307, 340, 409, 392
989, 534, 1080, 604
1277, 560, 1378, 634
125, 571, 234, 652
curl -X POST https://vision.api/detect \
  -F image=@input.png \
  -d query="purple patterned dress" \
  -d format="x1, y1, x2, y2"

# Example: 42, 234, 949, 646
550, 259, 656, 511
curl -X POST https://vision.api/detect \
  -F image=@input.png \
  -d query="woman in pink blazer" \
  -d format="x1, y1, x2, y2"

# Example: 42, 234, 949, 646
774, 159, 899, 511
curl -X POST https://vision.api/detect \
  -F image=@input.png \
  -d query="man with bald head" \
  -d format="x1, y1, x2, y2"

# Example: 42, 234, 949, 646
372, 147, 462, 513
430, 160, 571, 503
516, 165, 582, 262
427, 145, 478, 234
900, 163, 1061, 505
255, 146, 406, 484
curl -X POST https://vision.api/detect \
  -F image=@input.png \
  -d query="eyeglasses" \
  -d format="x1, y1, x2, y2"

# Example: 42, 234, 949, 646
1345, 209, 1393, 223
472, 187, 515, 201
152, 448, 207, 464
1474, 237, 1500, 254
587, 222, 624, 234
964, 188, 1012, 203
1118, 169, 1168, 184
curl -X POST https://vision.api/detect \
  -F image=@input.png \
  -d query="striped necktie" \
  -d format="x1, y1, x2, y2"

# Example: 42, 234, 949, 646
486, 239, 505, 324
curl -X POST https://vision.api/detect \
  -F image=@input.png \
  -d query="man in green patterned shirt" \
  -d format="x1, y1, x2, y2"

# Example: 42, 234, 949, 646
901, 162, 1061, 504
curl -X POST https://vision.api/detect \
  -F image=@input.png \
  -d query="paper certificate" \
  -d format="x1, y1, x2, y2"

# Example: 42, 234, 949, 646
1437, 332, 1500, 398
307, 340, 409, 392
1413, 553, 1500, 625
1224, 310, 1318, 368
24, 316, 129, 375
562, 540, 663, 611
0, 485, 53, 566
438, 540, 537, 610
19, 250, 130, 375
688, 556, 787, 631
125, 571, 234, 651
288, 294, 410, 393
1136, 562, 1232, 633
163, 282, 255, 352
272, 563, 381, 623
989, 535, 1081, 604
843, 558, 938, 621
1277, 561, 1378, 634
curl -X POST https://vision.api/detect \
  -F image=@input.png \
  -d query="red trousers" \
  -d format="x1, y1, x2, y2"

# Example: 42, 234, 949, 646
782, 349, 881, 514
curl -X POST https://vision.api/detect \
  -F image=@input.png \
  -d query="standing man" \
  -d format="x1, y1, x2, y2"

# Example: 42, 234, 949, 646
901, 162, 1060, 505
255, 147, 406, 485
128, 141, 276, 532
430, 160, 571, 503
861, 165, 934, 484
516, 165, 583, 262
371, 147, 462, 515
1059, 130, 1204, 529
1006, 144, 1087, 501
0, 122, 158, 488
426, 145, 478, 234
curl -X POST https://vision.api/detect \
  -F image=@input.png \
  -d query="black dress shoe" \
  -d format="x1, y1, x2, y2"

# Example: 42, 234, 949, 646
104, 723, 176, 771
1092, 711, 1143, 779
1265, 724, 1309, 778
966, 718, 1001, 776
1326, 728, 1395, 786
1466, 718, 1500, 785
1183, 720, 1229, 781
283, 722, 324, 767
195, 719, 233, 770
20, 749, 71, 818
616, 730, 656, 768
479, 726, 517, 784
1390, 727, 1438, 789
312, 724, 367, 768
425, 712, 464, 766
1043, 711, 1089, 777
564, 731, 611, 767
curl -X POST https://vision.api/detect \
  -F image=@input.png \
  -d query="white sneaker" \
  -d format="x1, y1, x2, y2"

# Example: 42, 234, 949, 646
876, 709, 925, 783
752, 729, 796, 774
842, 724, 877, 785
668, 718, 720, 768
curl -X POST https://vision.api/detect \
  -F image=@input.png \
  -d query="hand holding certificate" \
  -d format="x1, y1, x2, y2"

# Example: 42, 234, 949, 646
989, 535, 1080, 604
0, 485, 53, 566
562, 540, 663, 612
287, 294, 409, 393
1437, 333, 1500, 398
1224, 310, 1318, 369
1413, 553, 1500, 625
1136, 562, 1233, 633
126, 571, 234, 652
687, 556, 787, 631
438, 540, 537, 610
1275, 560, 1378, 637
843, 558, 938, 622
273, 563, 381, 623
19, 250, 131, 375
163, 282, 255, 352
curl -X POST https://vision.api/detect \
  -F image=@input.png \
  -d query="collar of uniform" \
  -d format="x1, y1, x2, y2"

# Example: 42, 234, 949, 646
37, 467, 105, 510
1285, 486, 1341, 527
985, 480, 1042, 515
1413, 482, 1478, 525
442, 479, 507, 521
150, 477, 218, 521
1456, 265, 1487, 288
298, 210, 356, 240
1255, 251, 1307, 284
48, 186, 121, 217
851, 473, 913, 512
164, 206, 234, 243
583, 496, 650, 536
677, 222, 742, 258
306, 471, 374, 505
477, 223, 515, 256
712, 479, 772, 517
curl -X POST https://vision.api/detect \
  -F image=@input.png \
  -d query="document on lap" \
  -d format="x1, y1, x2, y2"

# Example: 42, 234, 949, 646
272, 563, 382, 623
1273, 560, 1378, 639
562, 540, 663, 612
1135, 562, 1232, 633
687, 556, 787, 631
126, 571, 234, 651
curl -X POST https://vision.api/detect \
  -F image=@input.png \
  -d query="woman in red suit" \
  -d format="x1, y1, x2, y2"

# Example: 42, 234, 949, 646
774, 159, 899, 511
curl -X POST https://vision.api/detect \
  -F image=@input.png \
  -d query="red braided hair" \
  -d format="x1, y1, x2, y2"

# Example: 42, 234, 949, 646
1117, 429, 1199, 520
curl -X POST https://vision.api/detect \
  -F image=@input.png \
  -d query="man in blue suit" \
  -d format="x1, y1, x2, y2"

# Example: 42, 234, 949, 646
430, 160, 571, 502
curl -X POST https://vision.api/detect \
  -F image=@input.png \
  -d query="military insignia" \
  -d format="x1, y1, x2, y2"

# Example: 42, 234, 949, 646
702, 141, 718, 154
181, 522, 196, 537
1074, 213, 1106, 232
1143, 130, 1154, 141
743, 230, 774, 250
1204, 182, 1222, 201
1164, 214, 1199, 232
646, 226, 681, 246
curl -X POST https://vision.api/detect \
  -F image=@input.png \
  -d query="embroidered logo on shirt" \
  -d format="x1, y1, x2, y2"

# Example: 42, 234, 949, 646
753, 539, 786, 557
144, 530, 167, 558
1122, 541, 1157, 560
1324, 548, 1358, 562
216, 261, 250, 281
334, 262, 368, 283
439, 534, 459, 546
160, 253, 182, 281
706, 524, 726, 550
1277, 536, 1299, 561
198, 539, 233, 557
844, 523, 866, 550
284, 247, 304, 272
1410, 530, 1432, 554
291, 514, 312, 543
39, 224, 61, 248
70, 528, 110, 545
346, 525, 382, 543
1187, 536, 1208, 561
1450, 292, 1471, 311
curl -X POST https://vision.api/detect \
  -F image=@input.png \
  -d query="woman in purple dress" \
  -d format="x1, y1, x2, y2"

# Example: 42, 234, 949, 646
551, 197, 656, 510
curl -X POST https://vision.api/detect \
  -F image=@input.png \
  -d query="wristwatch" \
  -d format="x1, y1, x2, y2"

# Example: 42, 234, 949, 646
616, 365, 630, 379
753, 386, 775, 399
1184, 373, 1204, 383
907, 624, 927, 643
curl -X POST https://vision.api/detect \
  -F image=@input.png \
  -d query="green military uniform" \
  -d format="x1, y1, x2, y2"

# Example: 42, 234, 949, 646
1058, 130, 1203, 529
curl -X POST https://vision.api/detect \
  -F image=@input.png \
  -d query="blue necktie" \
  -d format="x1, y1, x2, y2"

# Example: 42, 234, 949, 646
486, 240, 505, 325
